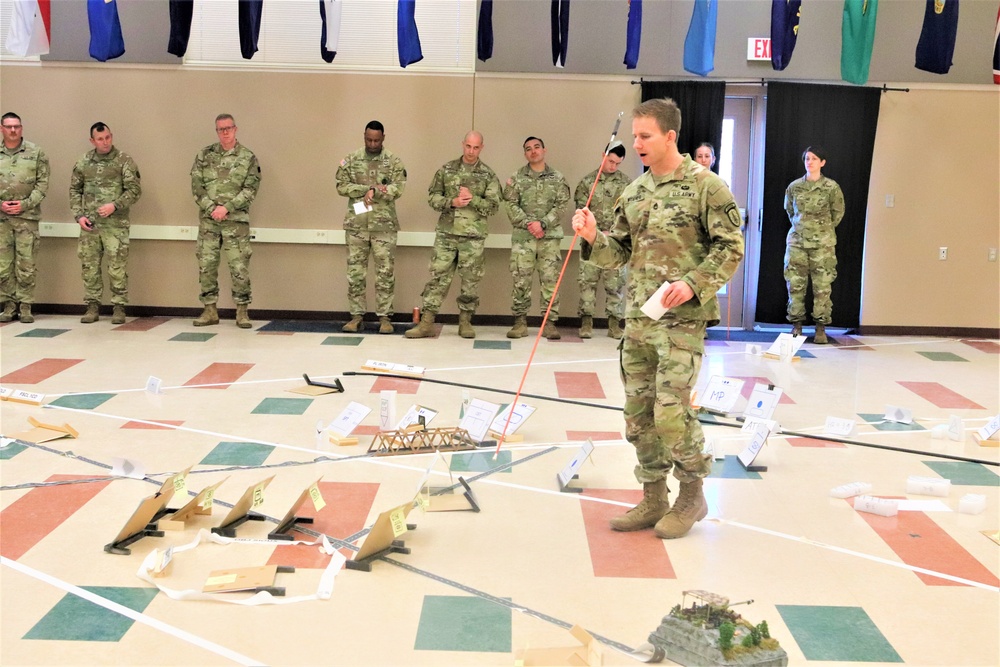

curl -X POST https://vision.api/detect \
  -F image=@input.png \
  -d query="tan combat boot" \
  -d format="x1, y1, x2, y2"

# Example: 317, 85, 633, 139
610, 479, 670, 531
790, 323, 802, 337
608, 317, 623, 339
111, 305, 126, 325
457, 311, 475, 339
19, 303, 33, 323
378, 316, 394, 334
813, 324, 828, 344
0, 301, 16, 322
579, 315, 593, 339
506, 315, 527, 339
653, 478, 708, 539
405, 312, 436, 339
235, 304, 252, 329
342, 315, 363, 333
542, 319, 561, 340
193, 303, 219, 326
81, 303, 100, 324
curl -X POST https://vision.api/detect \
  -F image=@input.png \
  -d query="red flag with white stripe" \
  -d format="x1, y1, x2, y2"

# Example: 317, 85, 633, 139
6, 0, 51, 57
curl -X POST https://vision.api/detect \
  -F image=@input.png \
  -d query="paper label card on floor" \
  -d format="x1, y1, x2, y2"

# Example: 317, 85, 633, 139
765, 332, 806, 361
459, 398, 501, 443
737, 422, 771, 472
698, 376, 745, 414
744, 383, 782, 420
396, 404, 437, 430
558, 438, 595, 492
490, 402, 536, 440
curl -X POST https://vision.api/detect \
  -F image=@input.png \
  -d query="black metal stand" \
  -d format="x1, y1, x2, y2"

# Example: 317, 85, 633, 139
211, 511, 267, 538
268, 515, 315, 541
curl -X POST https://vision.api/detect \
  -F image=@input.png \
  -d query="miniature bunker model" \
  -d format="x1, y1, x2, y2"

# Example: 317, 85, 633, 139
648, 590, 788, 667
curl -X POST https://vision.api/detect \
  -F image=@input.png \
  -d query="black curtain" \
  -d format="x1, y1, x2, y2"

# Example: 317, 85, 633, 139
640, 80, 725, 174
755, 81, 880, 329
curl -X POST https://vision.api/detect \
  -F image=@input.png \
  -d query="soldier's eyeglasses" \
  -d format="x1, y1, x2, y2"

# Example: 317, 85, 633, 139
216, 126, 236, 133
2, 125, 22, 130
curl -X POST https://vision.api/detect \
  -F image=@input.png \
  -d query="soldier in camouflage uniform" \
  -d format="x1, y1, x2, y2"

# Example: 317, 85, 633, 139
405, 131, 500, 340
574, 143, 630, 340
336, 120, 407, 335
190, 114, 260, 329
783, 146, 844, 344
502, 136, 571, 340
0, 112, 49, 324
573, 98, 744, 540
70, 122, 142, 325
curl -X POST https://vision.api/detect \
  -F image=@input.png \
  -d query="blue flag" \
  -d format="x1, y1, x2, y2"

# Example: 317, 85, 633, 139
770, 0, 801, 71
88, 0, 125, 62
398, 0, 424, 67
683, 0, 717, 77
238, 0, 263, 60
478, 0, 493, 62
624, 0, 641, 69
915, 0, 959, 75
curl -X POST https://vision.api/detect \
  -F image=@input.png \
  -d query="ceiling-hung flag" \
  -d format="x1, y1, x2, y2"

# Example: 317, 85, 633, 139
683, 0, 717, 76
842, 0, 879, 84
6, 0, 51, 57
771, 0, 801, 71
88, 0, 125, 62
478, 0, 493, 62
320, 0, 342, 63
552, 0, 569, 67
238, 0, 263, 60
624, 0, 641, 70
167, 0, 193, 57
993, 3, 999, 83
915, 0, 958, 74
398, 0, 423, 67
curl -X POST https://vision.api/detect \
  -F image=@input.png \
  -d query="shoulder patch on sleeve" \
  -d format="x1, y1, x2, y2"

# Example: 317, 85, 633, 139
339, 159, 346, 167
707, 181, 741, 228
506, 178, 513, 187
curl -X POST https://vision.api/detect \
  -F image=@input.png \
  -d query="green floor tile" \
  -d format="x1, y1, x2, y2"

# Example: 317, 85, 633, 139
0, 441, 29, 459
450, 451, 512, 473
24, 586, 158, 642
917, 351, 969, 362
170, 332, 216, 342
16, 328, 69, 338
858, 413, 926, 432
48, 393, 116, 410
776, 605, 901, 662
921, 461, 1000, 486
200, 441, 274, 466
709, 455, 763, 480
252, 397, 312, 415
414, 595, 511, 652
321, 335, 364, 346
473, 340, 511, 350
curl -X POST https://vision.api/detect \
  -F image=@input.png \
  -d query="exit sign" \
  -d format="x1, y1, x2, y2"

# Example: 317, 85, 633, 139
747, 37, 771, 61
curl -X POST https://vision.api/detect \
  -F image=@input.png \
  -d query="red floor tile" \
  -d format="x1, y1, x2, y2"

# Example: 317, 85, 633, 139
786, 436, 847, 448
854, 502, 1000, 587
0, 474, 112, 560
120, 420, 185, 430
580, 489, 675, 578
961, 340, 1000, 354
267, 482, 381, 568
566, 430, 622, 441
897, 381, 985, 410
352, 425, 382, 436
0, 358, 84, 385
554, 372, 606, 399
732, 376, 795, 404
182, 362, 254, 389
370, 376, 421, 395
112, 316, 171, 332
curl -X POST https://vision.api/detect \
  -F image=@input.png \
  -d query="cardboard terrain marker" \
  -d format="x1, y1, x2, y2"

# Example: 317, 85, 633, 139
11, 416, 78, 443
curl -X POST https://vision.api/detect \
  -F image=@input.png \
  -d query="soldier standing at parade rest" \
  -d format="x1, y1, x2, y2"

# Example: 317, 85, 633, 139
190, 113, 261, 329
573, 142, 630, 340
70, 122, 142, 325
572, 98, 744, 539
0, 112, 49, 324
783, 146, 844, 344
336, 120, 407, 335
502, 136, 571, 340
405, 130, 501, 340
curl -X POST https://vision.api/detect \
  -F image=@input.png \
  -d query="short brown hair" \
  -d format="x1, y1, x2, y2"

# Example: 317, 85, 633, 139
634, 98, 681, 136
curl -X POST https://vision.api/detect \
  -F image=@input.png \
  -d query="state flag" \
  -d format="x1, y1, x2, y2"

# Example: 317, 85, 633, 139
6, 0, 50, 57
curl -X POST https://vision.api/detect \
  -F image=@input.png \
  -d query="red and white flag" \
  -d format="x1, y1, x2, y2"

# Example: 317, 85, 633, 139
6, 0, 51, 57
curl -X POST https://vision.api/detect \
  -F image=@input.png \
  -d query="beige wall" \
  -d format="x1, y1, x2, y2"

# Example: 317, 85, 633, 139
1, 63, 997, 329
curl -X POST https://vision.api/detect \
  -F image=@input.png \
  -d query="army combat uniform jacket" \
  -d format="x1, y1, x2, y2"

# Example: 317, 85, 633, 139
336, 147, 406, 233
0, 140, 49, 222
784, 175, 844, 250
190, 142, 260, 223
502, 164, 571, 241
70, 147, 142, 226
427, 158, 500, 238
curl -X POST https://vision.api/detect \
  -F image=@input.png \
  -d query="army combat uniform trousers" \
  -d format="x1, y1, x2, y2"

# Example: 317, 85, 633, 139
510, 237, 561, 318
346, 229, 396, 317
79, 221, 130, 305
621, 318, 712, 485
197, 218, 252, 305
578, 258, 624, 318
420, 232, 485, 314
783, 244, 837, 325
0, 216, 40, 304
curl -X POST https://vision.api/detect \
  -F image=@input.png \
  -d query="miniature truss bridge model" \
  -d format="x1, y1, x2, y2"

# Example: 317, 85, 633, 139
368, 426, 481, 456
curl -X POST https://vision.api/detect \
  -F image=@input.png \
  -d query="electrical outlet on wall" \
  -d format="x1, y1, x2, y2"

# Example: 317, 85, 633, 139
939, 247, 948, 261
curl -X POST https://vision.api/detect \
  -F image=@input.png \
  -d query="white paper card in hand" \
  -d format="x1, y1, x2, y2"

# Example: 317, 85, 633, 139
640, 281, 671, 320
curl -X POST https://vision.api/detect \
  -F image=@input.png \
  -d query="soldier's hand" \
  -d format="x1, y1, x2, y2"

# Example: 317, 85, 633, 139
526, 221, 545, 239
97, 203, 116, 217
660, 281, 695, 309
211, 205, 229, 221
2, 200, 22, 215
78, 217, 94, 231
571, 208, 597, 244
364, 189, 375, 206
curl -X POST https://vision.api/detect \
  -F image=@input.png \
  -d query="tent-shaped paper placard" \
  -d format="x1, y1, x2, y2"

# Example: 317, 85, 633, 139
557, 439, 596, 493
514, 625, 602, 666
345, 499, 416, 572
104, 490, 177, 555
489, 401, 536, 442
211, 475, 274, 538
763, 332, 806, 361
12, 416, 78, 444
268, 477, 323, 540
160, 476, 230, 531
326, 400, 372, 446
202, 564, 296, 596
